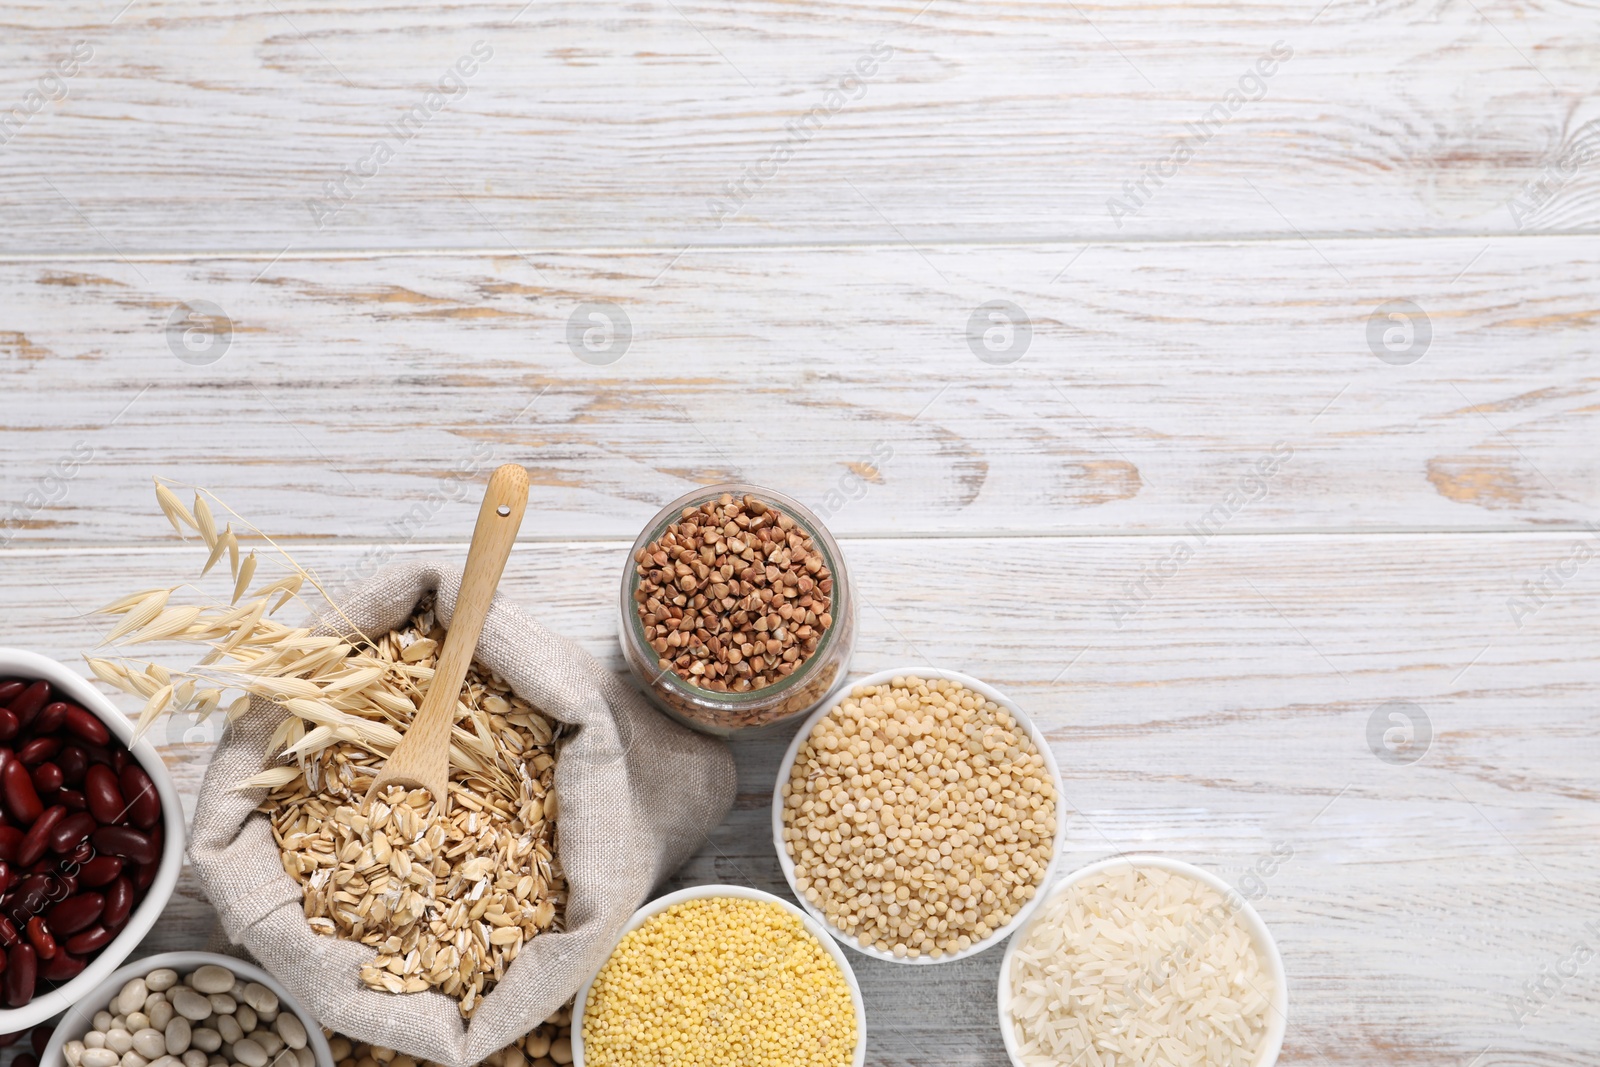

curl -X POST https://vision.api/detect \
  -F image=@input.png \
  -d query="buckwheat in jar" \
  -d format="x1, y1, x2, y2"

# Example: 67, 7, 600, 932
619, 484, 855, 736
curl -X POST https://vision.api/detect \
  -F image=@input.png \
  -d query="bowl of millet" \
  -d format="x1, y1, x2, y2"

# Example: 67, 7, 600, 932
773, 668, 1065, 964
572, 884, 865, 1067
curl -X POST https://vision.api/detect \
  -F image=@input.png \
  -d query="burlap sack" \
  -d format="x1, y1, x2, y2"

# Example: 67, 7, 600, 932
188, 562, 736, 1066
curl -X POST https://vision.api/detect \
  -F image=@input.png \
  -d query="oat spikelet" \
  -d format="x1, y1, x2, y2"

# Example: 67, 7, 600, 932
125, 605, 205, 644
233, 551, 258, 605
135, 684, 174, 740
154, 480, 197, 535
101, 588, 171, 643
201, 526, 231, 576
194, 494, 218, 549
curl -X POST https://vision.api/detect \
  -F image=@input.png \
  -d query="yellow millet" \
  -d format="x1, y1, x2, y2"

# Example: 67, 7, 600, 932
581, 897, 857, 1067
781, 676, 1058, 959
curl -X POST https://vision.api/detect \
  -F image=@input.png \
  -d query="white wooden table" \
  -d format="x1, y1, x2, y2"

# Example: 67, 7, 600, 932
3, 1, 1598, 1063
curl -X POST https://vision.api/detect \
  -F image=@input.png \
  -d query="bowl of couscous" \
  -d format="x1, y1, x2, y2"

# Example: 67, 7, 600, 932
572, 884, 866, 1067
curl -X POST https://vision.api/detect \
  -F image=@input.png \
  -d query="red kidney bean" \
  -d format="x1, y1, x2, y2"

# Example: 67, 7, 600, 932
46, 892, 102, 935
16, 807, 64, 867
4, 943, 35, 1006
23, 918, 54, 960
16, 739, 58, 767
29, 763, 62, 797
90, 826, 158, 865
0, 827, 20, 863
0, 862, 10, 897
9, 875, 50, 918
1, 761, 42, 825
14, 1053, 40, 1067
100, 877, 133, 928
56, 872, 79, 899
6, 684, 48, 730
48, 812, 95, 854
0, 682, 22, 705
84, 765, 125, 825
119, 765, 160, 830
32, 703, 66, 736
133, 861, 157, 893
39, 953, 83, 984
29, 1023, 51, 1055
77, 855, 121, 887
0, 712, 17, 744
61, 705, 110, 745
0, 920, 15, 950
65, 839, 94, 865
55, 745, 86, 785
58, 789, 86, 813
82, 743, 112, 767
63, 924, 111, 954
0, 1032, 22, 1050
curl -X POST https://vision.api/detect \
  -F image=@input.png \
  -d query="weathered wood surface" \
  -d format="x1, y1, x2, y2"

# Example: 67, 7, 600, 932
0, 237, 1596, 547
0, 2, 1597, 252
3, 0, 1598, 1061
4, 536, 1597, 1065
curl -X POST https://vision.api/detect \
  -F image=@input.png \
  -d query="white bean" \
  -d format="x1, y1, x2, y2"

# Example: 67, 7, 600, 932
145, 969, 179, 992
255, 1033, 283, 1058
233, 1006, 256, 1034
65, 1041, 86, 1067
82, 1050, 121, 1067
106, 1029, 135, 1055
166, 1017, 192, 1055
191, 1029, 223, 1054
293, 1048, 313, 1067
120, 1052, 149, 1067
231, 1039, 268, 1067
149, 1001, 175, 1031
128, 1013, 152, 1033
118, 980, 149, 1016
239, 985, 277, 1015
208, 994, 237, 1016
85, 1034, 108, 1050
173, 990, 213, 1022
133, 1029, 167, 1059
272, 1013, 306, 1051
182, 1051, 208, 1067
215, 1015, 243, 1044
148, 1057, 182, 1067
189, 966, 236, 995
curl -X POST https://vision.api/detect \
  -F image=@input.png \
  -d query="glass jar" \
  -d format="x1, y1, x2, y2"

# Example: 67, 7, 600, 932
619, 483, 855, 737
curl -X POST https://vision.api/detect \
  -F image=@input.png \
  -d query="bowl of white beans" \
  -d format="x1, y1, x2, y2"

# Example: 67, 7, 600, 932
38, 952, 333, 1067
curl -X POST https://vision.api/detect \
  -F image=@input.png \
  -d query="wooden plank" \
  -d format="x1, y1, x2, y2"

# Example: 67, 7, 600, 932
3, 534, 1596, 1064
1, 237, 1596, 545
0, 2, 1595, 252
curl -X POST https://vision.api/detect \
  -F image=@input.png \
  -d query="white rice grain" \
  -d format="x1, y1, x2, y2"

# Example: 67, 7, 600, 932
1007, 867, 1272, 1067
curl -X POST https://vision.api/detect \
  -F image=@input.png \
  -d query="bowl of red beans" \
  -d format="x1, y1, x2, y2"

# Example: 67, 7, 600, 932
0, 649, 183, 1032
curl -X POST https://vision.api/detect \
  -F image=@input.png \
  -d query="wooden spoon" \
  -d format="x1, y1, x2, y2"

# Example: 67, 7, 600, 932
365, 463, 529, 813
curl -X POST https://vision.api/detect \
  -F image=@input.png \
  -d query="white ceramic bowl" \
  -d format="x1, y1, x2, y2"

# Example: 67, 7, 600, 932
0, 649, 186, 1032
772, 667, 1067, 965
997, 854, 1289, 1067
571, 884, 867, 1067
38, 951, 335, 1067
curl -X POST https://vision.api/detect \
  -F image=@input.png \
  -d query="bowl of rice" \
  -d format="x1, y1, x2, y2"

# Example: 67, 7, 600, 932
999, 854, 1287, 1067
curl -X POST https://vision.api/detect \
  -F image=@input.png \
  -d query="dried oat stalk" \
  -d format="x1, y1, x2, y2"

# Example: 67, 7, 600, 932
89, 479, 510, 781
